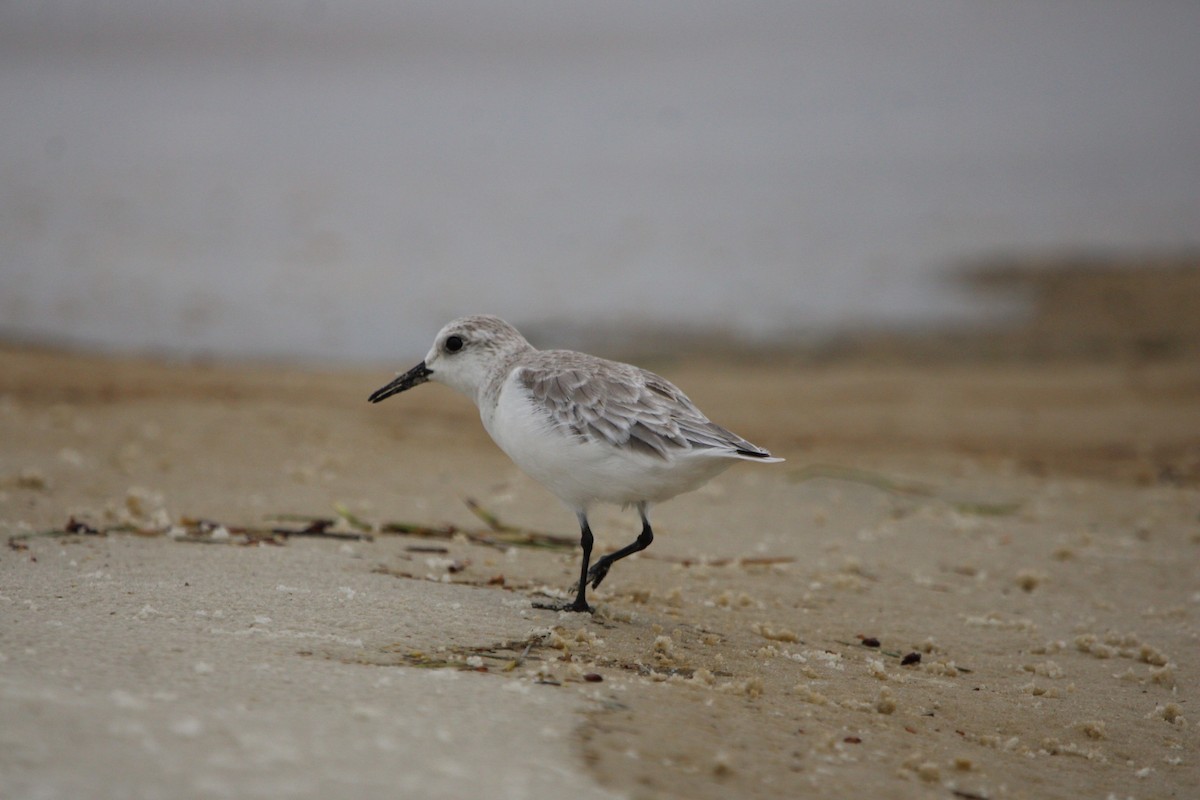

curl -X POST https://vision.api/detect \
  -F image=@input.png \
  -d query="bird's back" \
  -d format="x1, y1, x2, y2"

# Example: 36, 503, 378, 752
507, 349, 778, 462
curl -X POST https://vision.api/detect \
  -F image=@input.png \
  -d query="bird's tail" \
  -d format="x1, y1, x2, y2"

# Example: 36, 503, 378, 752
732, 447, 785, 463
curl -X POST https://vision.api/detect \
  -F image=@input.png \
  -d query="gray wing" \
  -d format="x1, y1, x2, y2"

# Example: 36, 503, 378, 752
517, 351, 774, 460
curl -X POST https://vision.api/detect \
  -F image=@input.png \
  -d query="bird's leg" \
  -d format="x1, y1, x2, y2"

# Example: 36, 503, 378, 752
534, 512, 594, 613
570, 515, 595, 611
587, 504, 653, 590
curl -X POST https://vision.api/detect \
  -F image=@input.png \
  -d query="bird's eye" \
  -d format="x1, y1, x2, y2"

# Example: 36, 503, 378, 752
445, 335, 464, 353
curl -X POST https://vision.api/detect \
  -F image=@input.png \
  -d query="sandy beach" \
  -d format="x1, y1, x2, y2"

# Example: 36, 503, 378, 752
1, 344, 1196, 799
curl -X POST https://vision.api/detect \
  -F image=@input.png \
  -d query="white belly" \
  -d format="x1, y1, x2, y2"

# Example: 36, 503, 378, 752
481, 378, 733, 511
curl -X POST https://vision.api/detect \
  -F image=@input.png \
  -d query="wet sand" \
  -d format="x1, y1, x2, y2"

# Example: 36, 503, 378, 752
1, 345, 1196, 799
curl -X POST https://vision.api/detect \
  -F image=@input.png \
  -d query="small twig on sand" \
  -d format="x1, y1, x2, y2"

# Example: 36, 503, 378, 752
380, 500, 577, 551
462, 499, 580, 550
464, 498, 509, 531
333, 503, 374, 532
640, 553, 796, 568
379, 520, 460, 537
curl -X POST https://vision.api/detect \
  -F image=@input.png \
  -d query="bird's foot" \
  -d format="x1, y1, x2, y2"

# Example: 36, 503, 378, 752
587, 560, 611, 590
532, 597, 593, 614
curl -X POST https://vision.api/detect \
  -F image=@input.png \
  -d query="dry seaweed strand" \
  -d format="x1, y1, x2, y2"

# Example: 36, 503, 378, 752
6, 499, 577, 552
379, 499, 577, 551
352, 633, 554, 672
639, 553, 796, 568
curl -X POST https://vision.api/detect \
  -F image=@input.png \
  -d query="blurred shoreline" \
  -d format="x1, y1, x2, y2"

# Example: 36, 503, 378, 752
6, 253, 1197, 367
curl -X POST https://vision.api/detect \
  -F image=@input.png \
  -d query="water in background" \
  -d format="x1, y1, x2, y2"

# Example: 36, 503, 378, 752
2, 2, 1198, 362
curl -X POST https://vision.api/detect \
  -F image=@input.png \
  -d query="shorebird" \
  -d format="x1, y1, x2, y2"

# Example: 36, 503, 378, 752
370, 315, 781, 612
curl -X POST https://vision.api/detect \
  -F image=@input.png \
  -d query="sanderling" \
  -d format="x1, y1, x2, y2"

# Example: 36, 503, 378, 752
369, 315, 782, 612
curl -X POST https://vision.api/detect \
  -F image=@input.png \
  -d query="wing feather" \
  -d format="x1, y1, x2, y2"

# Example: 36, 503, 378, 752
516, 351, 772, 460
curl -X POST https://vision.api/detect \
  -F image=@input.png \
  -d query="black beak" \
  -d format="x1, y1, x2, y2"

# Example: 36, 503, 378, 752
368, 362, 432, 403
